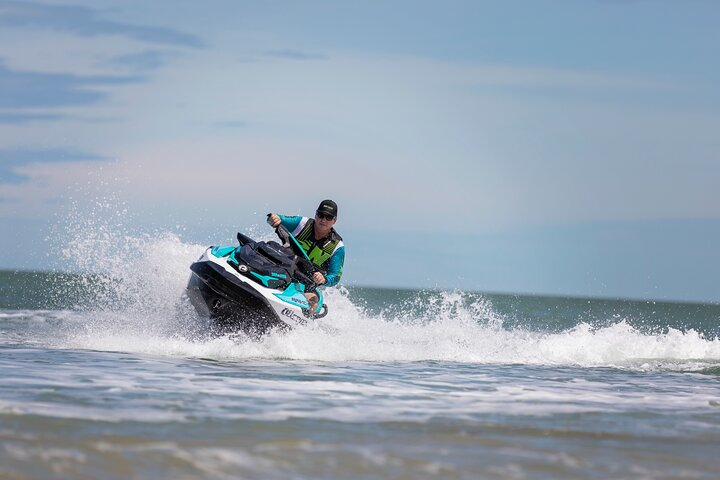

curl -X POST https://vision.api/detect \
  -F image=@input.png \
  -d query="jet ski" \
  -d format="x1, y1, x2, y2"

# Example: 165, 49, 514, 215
186, 223, 328, 336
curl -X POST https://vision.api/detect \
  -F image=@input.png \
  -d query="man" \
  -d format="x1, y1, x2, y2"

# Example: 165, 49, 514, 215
268, 199, 345, 312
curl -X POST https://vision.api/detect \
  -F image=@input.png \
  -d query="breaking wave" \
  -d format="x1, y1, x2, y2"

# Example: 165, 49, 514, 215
26, 197, 720, 371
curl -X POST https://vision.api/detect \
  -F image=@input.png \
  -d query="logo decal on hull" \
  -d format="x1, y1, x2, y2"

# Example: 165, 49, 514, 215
281, 308, 307, 325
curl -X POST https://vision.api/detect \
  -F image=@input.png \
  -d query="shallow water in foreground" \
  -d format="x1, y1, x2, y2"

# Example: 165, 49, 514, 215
2, 248, 720, 479
2, 336, 719, 480
2, 301, 720, 479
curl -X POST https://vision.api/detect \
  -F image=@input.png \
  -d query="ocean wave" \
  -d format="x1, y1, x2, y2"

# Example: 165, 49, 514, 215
5, 201, 717, 371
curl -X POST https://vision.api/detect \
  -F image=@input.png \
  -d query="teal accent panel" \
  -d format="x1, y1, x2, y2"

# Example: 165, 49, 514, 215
273, 282, 310, 308
228, 247, 242, 266
289, 234, 312, 263
211, 246, 236, 257
272, 283, 325, 313
250, 271, 275, 287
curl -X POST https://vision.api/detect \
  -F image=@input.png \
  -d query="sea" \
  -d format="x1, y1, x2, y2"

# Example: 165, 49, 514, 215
1, 232, 720, 479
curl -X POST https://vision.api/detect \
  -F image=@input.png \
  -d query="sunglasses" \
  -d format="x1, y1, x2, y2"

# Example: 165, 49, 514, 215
316, 212, 335, 221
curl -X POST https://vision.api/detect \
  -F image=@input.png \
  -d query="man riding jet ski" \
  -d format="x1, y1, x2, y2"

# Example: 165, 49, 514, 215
267, 199, 345, 312
186, 200, 345, 336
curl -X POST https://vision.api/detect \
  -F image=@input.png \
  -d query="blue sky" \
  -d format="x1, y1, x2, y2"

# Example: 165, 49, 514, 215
0, 0, 718, 302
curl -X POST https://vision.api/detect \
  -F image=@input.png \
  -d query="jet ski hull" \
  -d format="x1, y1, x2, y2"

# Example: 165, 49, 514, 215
186, 246, 314, 336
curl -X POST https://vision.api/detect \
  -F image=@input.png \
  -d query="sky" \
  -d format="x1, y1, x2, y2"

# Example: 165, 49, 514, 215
0, 0, 719, 303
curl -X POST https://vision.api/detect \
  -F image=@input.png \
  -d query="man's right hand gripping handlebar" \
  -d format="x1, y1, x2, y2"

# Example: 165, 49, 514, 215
267, 213, 281, 228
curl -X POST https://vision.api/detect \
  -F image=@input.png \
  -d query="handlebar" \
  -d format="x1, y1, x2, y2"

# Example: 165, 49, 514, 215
268, 214, 321, 290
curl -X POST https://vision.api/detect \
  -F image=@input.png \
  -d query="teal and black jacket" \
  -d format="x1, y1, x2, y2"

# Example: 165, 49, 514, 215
277, 215, 345, 287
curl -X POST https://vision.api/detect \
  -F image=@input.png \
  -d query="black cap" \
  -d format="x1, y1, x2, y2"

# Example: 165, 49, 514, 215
317, 199, 338, 217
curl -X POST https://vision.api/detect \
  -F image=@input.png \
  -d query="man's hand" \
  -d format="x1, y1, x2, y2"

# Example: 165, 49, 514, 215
268, 213, 281, 228
312, 272, 326, 285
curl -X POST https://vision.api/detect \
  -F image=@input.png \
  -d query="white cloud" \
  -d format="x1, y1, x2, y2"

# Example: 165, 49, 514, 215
2, 17, 718, 234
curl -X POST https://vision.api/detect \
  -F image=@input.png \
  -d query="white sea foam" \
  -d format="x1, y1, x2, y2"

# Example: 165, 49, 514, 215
45, 282, 720, 371
47, 204, 720, 371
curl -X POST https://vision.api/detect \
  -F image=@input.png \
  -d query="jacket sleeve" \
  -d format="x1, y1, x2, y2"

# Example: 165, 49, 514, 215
277, 214, 302, 232
323, 245, 345, 287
